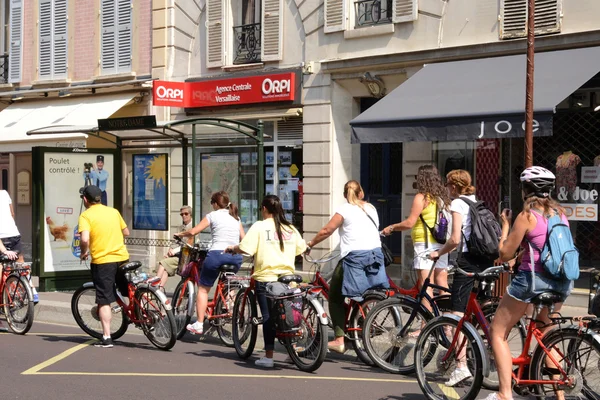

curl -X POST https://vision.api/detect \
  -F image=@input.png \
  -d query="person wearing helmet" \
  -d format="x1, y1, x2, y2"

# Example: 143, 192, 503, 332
482, 166, 573, 400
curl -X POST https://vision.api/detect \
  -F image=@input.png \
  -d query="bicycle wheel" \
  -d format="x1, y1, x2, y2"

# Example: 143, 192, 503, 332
172, 279, 194, 340
214, 281, 241, 347
362, 296, 432, 374
414, 315, 485, 400
2, 275, 34, 335
348, 291, 386, 366
530, 327, 600, 399
71, 285, 128, 340
134, 287, 177, 350
285, 297, 328, 372
232, 288, 257, 359
475, 300, 527, 390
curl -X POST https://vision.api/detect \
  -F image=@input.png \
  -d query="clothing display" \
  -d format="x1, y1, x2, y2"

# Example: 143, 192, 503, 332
555, 151, 581, 198
444, 151, 466, 175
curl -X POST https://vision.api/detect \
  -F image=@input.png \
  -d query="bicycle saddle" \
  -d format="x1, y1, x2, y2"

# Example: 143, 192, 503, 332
278, 274, 303, 285
530, 291, 565, 307
119, 261, 142, 272
219, 264, 238, 273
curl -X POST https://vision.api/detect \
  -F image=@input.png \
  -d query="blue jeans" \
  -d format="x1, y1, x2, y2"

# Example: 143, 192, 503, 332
255, 281, 276, 351
198, 250, 242, 287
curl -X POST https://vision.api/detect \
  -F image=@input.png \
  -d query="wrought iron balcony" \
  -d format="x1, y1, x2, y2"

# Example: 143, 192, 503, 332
354, 0, 393, 27
233, 23, 261, 65
0, 54, 8, 84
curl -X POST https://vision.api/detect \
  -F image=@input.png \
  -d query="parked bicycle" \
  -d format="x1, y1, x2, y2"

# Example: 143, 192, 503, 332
231, 265, 329, 372
363, 253, 525, 391
71, 260, 177, 350
171, 237, 244, 345
0, 254, 34, 334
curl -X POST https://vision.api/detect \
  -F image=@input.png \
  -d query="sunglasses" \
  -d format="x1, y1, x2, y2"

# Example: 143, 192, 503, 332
180, 212, 189, 216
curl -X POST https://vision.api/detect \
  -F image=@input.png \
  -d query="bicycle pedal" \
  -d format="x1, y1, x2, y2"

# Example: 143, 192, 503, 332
252, 317, 263, 325
111, 305, 122, 314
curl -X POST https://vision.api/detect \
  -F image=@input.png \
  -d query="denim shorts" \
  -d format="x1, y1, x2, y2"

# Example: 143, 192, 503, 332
198, 250, 242, 287
506, 270, 573, 304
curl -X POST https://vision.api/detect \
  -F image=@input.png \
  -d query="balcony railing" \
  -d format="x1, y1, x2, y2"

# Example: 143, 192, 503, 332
233, 23, 261, 65
354, 0, 393, 27
0, 54, 8, 83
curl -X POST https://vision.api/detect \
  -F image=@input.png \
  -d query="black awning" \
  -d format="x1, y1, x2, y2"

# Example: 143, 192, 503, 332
350, 47, 600, 143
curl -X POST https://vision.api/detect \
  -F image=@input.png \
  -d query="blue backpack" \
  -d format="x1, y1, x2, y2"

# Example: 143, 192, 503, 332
528, 210, 579, 281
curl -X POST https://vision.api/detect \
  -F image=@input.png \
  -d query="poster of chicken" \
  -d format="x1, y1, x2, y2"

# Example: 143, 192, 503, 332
43, 151, 114, 272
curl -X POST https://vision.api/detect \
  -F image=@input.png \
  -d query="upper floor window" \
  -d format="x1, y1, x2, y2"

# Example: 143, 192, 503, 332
325, 0, 416, 32
205, 0, 282, 68
39, 0, 67, 80
101, 0, 132, 75
499, 0, 561, 40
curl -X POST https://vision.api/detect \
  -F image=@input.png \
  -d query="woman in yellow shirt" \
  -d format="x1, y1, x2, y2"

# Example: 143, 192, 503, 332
225, 195, 306, 368
382, 165, 451, 309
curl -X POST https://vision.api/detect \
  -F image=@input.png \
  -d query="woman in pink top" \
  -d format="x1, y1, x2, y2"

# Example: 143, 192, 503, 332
482, 167, 573, 400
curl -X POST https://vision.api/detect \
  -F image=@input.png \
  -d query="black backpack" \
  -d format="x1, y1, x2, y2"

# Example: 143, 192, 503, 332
459, 197, 501, 261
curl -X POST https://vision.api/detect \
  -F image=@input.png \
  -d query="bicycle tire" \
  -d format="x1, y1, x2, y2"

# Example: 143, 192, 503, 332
414, 315, 485, 400
285, 297, 328, 372
475, 301, 527, 391
71, 285, 128, 340
2, 275, 34, 335
348, 291, 386, 366
529, 326, 600, 399
134, 287, 177, 350
362, 295, 432, 374
172, 279, 194, 340
232, 288, 257, 359
214, 281, 240, 347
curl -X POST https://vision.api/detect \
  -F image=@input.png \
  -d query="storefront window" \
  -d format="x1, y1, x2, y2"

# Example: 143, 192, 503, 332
434, 141, 475, 178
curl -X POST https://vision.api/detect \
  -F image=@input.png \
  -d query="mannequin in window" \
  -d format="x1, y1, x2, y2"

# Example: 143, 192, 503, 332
555, 150, 581, 200
444, 151, 465, 176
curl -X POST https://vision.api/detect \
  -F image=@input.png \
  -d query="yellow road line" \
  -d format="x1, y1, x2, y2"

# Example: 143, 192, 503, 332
437, 383, 460, 399
25, 371, 417, 382
21, 339, 96, 375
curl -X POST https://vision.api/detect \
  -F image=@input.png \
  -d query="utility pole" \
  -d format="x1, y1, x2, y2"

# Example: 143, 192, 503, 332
524, 0, 535, 168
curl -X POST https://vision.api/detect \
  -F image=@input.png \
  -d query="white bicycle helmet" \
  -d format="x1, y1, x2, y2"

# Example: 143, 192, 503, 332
520, 166, 556, 194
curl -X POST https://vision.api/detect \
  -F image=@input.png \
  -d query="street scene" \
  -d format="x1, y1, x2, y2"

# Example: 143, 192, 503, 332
2, 0, 600, 400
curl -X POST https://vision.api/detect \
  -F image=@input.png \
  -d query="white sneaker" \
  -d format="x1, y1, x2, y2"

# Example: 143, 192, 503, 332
186, 321, 203, 335
445, 366, 472, 387
255, 357, 275, 368
479, 394, 506, 400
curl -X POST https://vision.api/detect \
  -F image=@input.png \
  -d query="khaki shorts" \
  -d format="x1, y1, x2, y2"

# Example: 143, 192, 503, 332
159, 256, 179, 276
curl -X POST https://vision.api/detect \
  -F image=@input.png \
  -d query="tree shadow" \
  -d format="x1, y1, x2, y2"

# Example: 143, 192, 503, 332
376, 395, 425, 400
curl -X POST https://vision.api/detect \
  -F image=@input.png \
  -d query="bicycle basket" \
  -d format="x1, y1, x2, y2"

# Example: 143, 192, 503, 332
267, 282, 303, 332
176, 247, 207, 278
590, 271, 600, 317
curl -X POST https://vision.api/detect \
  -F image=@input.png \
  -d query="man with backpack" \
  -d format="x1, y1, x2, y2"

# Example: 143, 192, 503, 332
482, 166, 576, 400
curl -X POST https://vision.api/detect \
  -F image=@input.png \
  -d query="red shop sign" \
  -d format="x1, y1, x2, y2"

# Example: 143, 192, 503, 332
152, 72, 296, 108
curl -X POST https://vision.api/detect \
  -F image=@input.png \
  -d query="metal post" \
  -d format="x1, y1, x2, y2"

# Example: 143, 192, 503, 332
182, 137, 188, 207
524, 0, 535, 168
192, 125, 197, 224
257, 120, 264, 221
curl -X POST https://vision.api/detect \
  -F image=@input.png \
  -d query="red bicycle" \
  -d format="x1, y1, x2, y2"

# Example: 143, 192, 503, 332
304, 251, 418, 365
71, 261, 177, 350
0, 254, 34, 334
171, 238, 244, 345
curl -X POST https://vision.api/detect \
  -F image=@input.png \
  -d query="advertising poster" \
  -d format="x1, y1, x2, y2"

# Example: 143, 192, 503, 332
43, 152, 114, 272
133, 154, 168, 230
201, 154, 239, 218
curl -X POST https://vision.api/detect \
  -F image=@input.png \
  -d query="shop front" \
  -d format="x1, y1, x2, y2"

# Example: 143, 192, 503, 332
153, 69, 304, 235
350, 46, 600, 271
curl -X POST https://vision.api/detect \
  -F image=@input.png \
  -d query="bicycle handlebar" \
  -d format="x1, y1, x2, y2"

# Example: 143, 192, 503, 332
304, 252, 340, 265
173, 236, 210, 250
453, 264, 510, 279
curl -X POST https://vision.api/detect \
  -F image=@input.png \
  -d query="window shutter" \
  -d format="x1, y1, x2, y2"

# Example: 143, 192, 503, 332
101, 0, 117, 73
205, 0, 224, 68
324, 0, 346, 33
392, 0, 418, 23
116, 0, 132, 73
39, 0, 52, 78
500, 0, 561, 39
8, 0, 23, 83
53, 0, 68, 77
261, 0, 282, 61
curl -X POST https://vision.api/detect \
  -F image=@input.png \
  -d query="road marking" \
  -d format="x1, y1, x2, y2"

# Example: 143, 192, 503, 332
21, 339, 96, 375
24, 371, 418, 382
437, 383, 460, 399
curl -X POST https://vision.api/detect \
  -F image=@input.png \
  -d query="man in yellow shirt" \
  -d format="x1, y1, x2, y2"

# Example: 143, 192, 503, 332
78, 185, 129, 348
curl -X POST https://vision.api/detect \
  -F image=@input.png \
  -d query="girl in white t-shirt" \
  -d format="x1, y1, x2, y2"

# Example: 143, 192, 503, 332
307, 180, 388, 354
177, 191, 245, 335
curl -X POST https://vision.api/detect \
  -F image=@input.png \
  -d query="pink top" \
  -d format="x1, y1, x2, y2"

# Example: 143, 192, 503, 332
519, 209, 569, 273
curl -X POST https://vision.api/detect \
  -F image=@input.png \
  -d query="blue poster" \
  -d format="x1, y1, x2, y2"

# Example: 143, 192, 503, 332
133, 154, 168, 230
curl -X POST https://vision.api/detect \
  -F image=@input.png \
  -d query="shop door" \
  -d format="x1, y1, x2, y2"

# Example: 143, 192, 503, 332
360, 143, 403, 255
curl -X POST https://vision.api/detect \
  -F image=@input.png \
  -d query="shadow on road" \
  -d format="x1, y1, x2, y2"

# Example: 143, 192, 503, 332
377, 394, 424, 400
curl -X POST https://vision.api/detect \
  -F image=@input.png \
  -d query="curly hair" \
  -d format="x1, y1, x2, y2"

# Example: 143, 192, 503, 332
416, 165, 451, 209
446, 169, 476, 196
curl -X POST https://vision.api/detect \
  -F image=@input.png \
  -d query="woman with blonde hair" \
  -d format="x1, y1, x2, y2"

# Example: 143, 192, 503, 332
382, 164, 451, 310
307, 180, 388, 353
429, 169, 494, 386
